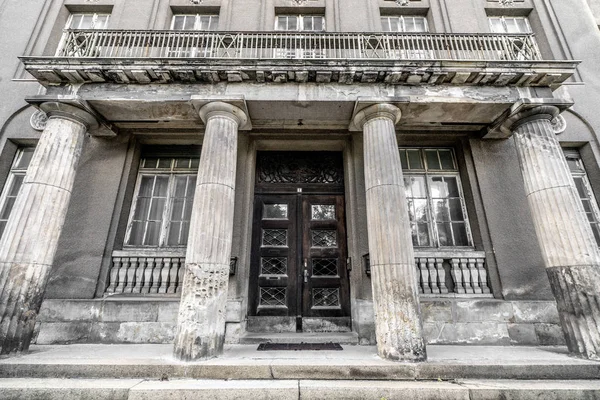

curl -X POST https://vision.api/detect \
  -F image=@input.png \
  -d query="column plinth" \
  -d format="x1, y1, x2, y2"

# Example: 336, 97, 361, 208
0, 103, 95, 354
509, 106, 600, 360
174, 102, 247, 361
355, 104, 426, 361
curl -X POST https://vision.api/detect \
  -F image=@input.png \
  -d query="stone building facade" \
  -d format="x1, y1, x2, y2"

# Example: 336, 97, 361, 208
0, 0, 599, 360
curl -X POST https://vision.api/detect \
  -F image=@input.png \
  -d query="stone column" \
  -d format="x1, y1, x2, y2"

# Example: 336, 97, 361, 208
509, 106, 600, 360
174, 102, 247, 361
0, 102, 97, 354
354, 104, 426, 361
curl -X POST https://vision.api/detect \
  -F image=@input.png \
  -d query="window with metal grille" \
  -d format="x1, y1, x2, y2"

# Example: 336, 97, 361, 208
125, 156, 199, 248
0, 148, 35, 239
564, 149, 600, 247
381, 16, 428, 32
488, 16, 531, 34
400, 148, 473, 248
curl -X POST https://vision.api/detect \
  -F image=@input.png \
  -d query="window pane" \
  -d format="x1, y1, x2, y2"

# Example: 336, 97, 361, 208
433, 199, 450, 221
157, 158, 171, 169
399, 150, 409, 170
80, 15, 95, 29
311, 205, 335, 220
128, 221, 145, 245
149, 198, 166, 220
449, 198, 464, 221
69, 15, 83, 29
313, 16, 324, 31
0, 197, 15, 219
407, 149, 423, 170
303, 16, 313, 31
445, 177, 459, 197
436, 222, 452, 246
413, 199, 429, 222
168, 222, 182, 245
264, 204, 288, 219
15, 148, 34, 170
172, 16, 186, 30
438, 150, 455, 170
489, 18, 504, 33
452, 223, 469, 246
144, 221, 161, 245
8, 175, 24, 196
413, 17, 428, 32
133, 197, 151, 220
173, 175, 189, 197
425, 150, 441, 170
153, 176, 169, 196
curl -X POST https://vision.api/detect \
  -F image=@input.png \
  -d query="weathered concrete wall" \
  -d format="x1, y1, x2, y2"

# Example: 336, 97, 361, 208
34, 298, 565, 346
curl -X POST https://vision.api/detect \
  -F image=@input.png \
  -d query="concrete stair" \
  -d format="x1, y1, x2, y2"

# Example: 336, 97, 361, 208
0, 344, 599, 399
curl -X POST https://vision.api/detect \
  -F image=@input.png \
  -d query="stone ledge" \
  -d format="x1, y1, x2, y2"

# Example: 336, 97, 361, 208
21, 57, 577, 88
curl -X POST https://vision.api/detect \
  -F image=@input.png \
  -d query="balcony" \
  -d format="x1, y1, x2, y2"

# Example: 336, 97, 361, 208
22, 29, 577, 87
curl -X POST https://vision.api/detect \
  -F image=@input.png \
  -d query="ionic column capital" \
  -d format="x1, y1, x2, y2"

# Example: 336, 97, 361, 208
38, 102, 99, 131
501, 105, 560, 133
353, 103, 402, 130
198, 101, 249, 129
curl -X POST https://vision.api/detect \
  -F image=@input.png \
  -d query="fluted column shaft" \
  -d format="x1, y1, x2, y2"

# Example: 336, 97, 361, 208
512, 107, 600, 360
355, 104, 426, 361
0, 109, 92, 354
174, 102, 247, 361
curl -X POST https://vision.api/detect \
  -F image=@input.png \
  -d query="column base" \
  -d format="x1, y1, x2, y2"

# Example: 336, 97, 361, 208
546, 265, 600, 360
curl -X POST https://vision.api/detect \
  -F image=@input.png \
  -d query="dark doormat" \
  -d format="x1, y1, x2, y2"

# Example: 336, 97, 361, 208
257, 343, 343, 351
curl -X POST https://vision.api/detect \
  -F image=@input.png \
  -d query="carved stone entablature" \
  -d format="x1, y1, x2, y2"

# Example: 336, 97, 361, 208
256, 151, 344, 185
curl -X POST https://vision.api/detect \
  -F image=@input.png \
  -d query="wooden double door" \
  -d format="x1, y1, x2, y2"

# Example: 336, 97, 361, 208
249, 193, 350, 331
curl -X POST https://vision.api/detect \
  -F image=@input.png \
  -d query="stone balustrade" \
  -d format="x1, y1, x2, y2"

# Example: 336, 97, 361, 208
106, 252, 239, 295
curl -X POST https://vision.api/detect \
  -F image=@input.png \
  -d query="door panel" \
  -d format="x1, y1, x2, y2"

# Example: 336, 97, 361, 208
302, 195, 350, 319
249, 195, 298, 317
249, 193, 350, 329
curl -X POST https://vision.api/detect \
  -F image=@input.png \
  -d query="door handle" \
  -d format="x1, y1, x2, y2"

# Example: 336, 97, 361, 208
304, 259, 308, 283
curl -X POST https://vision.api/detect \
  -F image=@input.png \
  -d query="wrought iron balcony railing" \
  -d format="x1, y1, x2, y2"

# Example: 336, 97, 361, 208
57, 29, 542, 62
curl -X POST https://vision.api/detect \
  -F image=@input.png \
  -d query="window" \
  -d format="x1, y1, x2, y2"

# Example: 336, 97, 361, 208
400, 148, 473, 248
0, 148, 35, 238
274, 14, 325, 59
381, 16, 430, 59
169, 14, 219, 57
381, 16, 428, 33
125, 156, 199, 248
564, 149, 600, 246
171, 14, 219, 31
488, 16, 531, 34
66, 13, 110, 29
275, 15, 325, 32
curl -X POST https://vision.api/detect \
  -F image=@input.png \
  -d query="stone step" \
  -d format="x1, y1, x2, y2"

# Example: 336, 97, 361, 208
2, 378, 600, 400
240, 331, 360, 345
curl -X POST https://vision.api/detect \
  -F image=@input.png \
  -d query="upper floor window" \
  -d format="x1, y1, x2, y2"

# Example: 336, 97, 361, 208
171, 14, 219, 31
0, 148, 35, 238
66, 13, 110, 29
275, 15, 325, 32
400, 148, 473, 248
125, 156, 199, 248
488, 16, 531, 34
381, 16, 428, 32
564, 149, 600, 247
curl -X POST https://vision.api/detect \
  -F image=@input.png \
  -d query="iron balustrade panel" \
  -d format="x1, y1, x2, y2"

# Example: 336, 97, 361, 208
57, 30, 543, 61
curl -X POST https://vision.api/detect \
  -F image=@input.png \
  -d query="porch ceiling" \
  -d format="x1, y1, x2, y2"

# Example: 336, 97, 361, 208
28, 82, 559, 133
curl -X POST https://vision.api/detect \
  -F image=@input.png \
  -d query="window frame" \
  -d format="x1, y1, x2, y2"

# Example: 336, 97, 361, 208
275, 14, 326, 32
124, 157, 199, 249
564, 149, 600, 247
381, 15, 429, 33
0, 147, 35, 239
400, 147, 474, 249
488, 16, 532, 34
65, 13, 111, 30
170, 14, 219, 31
